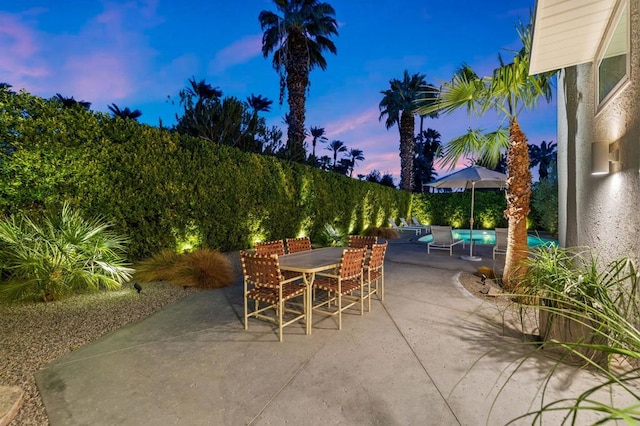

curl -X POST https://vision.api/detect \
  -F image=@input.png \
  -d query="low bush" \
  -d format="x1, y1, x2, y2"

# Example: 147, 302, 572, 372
0, 203, 133, 303
134, 248, 234, 289
363, 227, 400, 239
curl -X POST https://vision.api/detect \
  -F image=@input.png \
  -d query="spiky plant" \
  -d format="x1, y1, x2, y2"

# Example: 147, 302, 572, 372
0, 203, 133, 303
134, 248, 234, 289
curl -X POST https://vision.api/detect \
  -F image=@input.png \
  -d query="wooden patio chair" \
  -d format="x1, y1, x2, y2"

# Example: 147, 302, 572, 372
240, 251, 306, 342
365, 241, 388, 307
255, 239, 285, 256
312, 248, 366, 330
347, 235, 378, 250
285, 236, 312, 254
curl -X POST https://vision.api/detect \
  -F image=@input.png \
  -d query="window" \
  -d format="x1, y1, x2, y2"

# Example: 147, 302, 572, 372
597, 3, 629, 106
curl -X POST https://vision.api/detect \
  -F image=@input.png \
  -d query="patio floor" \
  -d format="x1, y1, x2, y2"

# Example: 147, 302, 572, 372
34, 232, 637, 425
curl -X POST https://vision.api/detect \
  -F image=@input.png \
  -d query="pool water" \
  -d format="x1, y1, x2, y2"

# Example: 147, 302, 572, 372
418, 229, 557, 248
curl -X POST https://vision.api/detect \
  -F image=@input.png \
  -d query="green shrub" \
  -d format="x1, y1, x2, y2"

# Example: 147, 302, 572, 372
531, 177, 558, 235
0, 89, 411, 257
0, 203, 133, 303
134, 248, 233, 289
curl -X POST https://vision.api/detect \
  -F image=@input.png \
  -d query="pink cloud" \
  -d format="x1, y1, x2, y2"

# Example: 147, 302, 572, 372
210, 34, 263, 74
0, 12, 50, 88
63, 53, 133, 102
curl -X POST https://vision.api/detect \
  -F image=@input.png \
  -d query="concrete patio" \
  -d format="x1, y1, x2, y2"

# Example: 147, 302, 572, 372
34, 234, 636, 425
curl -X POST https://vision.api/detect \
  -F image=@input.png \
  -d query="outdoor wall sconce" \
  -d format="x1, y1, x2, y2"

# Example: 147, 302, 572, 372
591, 142, 620, 175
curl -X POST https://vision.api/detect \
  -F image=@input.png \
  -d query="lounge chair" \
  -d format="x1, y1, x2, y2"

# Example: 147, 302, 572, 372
427, 225, 465, 256
388, 218, 421, 235
399, 218, 426, 234
411, 217, 431, 234
493, 228, 508, 259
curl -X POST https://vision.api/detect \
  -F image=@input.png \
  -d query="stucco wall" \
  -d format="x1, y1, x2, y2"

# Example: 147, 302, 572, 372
559, 0, 640, 265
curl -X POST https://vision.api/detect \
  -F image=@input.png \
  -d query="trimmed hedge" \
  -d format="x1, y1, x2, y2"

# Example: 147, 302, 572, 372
411, 191, 508, 229
1, 90, 410, 258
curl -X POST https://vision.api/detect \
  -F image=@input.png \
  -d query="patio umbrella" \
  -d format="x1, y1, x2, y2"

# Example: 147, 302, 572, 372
426, 165, 507, 261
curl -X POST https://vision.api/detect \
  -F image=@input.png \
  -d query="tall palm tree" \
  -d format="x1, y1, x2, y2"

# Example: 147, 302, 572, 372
259, 0, 338, 163
529, 140, 557, 180
246, 94, 273, 114
326, 139, 347, 167
309, 126, 327, 158
108, 103, 142, 121
379, 70, 437, 191
347, 148, 364, 177
416, 22, 555, 287
414, 128, 442, 192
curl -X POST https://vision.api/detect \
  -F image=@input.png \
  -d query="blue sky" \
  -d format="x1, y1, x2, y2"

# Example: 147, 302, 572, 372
1, 0, 556, 180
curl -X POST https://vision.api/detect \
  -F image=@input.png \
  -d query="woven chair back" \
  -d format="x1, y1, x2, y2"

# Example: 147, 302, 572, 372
347, 235, 378, 250
240, 251, 282, 289
368, 241, 388, 270
285, 237, 312, 253
339, 248, 366, 280
255, 239, 286, 256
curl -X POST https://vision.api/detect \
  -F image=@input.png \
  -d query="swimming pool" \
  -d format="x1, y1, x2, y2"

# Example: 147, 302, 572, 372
417, 229, 557, 247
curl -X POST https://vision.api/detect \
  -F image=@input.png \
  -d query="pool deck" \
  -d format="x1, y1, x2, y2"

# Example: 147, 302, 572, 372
31, 231, 635, 425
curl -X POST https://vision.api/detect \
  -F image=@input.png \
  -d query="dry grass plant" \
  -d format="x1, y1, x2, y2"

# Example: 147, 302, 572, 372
363, 226, 400, 239
134, 248, 234, 289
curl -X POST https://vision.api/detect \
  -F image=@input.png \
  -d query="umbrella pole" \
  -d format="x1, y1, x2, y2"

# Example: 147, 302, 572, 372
462, 181, 482, 261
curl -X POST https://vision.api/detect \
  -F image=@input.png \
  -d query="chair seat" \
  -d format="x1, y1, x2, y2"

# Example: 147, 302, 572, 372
313, 276, 361, 295
247, 282, 305, 304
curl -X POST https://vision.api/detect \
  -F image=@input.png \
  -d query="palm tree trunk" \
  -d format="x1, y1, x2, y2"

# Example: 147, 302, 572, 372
503, 119, 532, 288
399, 110, 415, 191
285, 33, 309, 163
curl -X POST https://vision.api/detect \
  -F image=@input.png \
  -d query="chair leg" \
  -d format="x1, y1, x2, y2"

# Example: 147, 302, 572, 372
244, 294, 249, 330
278, 300, 284, 342
380, 273, 385, 301
360, 280, 364, 316
338, 292, 342, 330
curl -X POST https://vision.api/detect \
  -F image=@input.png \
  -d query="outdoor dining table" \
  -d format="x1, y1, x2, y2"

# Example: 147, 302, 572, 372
278, 246, 345, 335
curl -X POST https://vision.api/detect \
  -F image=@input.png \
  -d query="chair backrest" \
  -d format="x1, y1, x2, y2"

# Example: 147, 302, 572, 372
399, 218, 411, 227
368, 241, 388, 270
339, 248, 366, 280
388, 218, 400, 230
348, 235, 378, 250
494, 228, 508, 248
411, 217, 423, 226
255, 239, 285, 256
240, 251, 282, 289
430, 225, 454, 244
285, 237, 312, 254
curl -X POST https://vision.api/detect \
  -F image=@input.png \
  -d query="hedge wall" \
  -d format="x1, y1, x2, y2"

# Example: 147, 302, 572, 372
0, 90, 411, 258
411, 191, 508, 229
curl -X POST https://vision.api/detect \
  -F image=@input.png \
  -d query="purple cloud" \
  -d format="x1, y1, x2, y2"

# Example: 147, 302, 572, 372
209, 34, 263, 74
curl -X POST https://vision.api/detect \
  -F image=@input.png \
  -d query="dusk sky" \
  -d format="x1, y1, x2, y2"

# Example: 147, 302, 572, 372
1, 0, 557, 180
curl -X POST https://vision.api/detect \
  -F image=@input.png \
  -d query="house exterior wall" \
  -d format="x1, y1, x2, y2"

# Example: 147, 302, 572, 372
558, 0, 640, 265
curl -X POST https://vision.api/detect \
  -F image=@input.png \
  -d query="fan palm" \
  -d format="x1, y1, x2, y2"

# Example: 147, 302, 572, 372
416, 22, 555, 287
529, 140, 557, 180
347, 148, 364, 177
52, 93, 91, 110
326, 139, 347, 167
108, 103, 142, 121
187, 77, 222, 105
259, 0, 338, 163
246, 93, 273, 114
309, 125, 327, 159
379, 70, 437, 191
